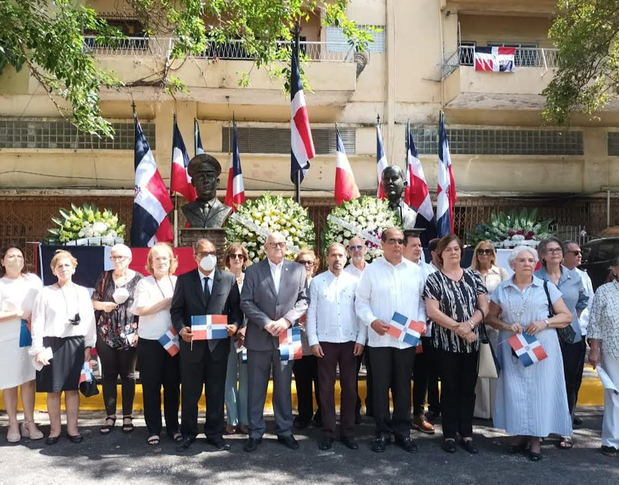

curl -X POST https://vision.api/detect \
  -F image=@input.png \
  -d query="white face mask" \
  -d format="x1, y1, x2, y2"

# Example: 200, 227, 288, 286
199, 254, 217, 272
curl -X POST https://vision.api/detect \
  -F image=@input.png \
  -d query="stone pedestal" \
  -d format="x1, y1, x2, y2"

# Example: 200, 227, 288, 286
179, 228, 227, 267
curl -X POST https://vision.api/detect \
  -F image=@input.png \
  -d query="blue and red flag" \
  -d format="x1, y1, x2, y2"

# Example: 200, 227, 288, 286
158, 327, 180, 356
474, 46, 515, 72
436, 111, 457, 237
376, 124, 388, 199
334, 125, 360, 205
194, 119, 205, 156
279, 326, 303, 361
170, 118, 197, 202
191, 314, 228, 340
508, 332, 548, 367
386, 312, 426, 347
79, 362, 93, 384
225, 121, 246, 211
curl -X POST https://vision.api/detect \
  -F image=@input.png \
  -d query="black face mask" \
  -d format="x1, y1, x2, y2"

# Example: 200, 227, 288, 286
69, 313, 81, 326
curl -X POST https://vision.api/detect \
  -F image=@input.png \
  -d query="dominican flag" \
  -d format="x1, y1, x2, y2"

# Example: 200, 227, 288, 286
279, 326, 303, 361
225, 122, 246, 211
386, 311, 426, 347
376, 125, 388, 199
334, 126, 360, 205
158, 327, 180, 356
79, 362, 93, 384
405, 122, 437, 244
191, 314, 228, 340
474, 46, 515, 72
508, 332, 548, 367
170, 118, 197, 201
436, 112, 457, 237
290, 35, 315, 184
131, 112, 173, 247
194, 119, 205, 156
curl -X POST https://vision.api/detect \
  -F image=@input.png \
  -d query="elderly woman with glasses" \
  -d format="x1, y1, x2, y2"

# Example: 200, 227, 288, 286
535, 236, 589, 450
92, 243, 142, 434
223, 242, 250, 435
470, 241, 509, 420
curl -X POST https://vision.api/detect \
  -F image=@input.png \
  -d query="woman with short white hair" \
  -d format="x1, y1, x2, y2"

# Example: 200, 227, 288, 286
486, 246, 572, 461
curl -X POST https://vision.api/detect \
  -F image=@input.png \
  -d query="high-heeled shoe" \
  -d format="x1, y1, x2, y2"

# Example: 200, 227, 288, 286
21, 421, 44, 440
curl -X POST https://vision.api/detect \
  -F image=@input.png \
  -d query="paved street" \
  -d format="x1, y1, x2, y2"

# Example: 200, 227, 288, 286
0, 407, 617, 485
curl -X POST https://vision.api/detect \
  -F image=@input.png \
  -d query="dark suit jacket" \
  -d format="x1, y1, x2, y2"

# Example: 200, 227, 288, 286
240, 258, 308, 352
170, 268, 242, 362
181, 199, 232, 228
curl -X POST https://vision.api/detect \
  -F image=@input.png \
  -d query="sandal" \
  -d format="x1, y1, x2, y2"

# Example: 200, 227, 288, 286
556, 436, 573, 449
21, 421, 44, 440
100, 416, 116, 435
147, 435, 160, 446
122, 416, 134, 434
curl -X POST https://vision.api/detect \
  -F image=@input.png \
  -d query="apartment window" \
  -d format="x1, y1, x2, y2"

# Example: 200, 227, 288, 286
459, 41, 476, 65
608, 132, 619, 156
326, 25, 385, 53
487, 42, 538, 66
0, 120, 155, 150
222, 127, 356, 155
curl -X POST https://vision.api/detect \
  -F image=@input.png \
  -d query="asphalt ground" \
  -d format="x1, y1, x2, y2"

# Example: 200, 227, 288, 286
0, 406, 617, 485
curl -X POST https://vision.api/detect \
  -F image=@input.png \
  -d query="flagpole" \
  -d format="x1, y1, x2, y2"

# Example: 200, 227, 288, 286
293, 22, 301, 204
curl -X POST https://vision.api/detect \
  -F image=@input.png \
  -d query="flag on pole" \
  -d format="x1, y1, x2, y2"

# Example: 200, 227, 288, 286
191, 314, 229, 340
405, 122, 437, 244
508, 332, 548, 367
225, 122, 246, 211
158, 327, 180, 356
290, 36, 315, 184
474, 46, 516, 72
436, 112, 457, 236
170, 118, 197, 202
279, 326, 303, 361
376, 125, 388, 199
334, 126, 360, 205
386, 312, 426, 347
131, 112, 173, 247
194, 119, 205, 156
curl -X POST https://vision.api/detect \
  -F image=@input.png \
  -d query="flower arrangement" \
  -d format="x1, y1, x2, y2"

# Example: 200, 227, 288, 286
322, 196, 401, 261
47, 204, 126, 246
225, 193, 315, 263
468, 208, 554, 248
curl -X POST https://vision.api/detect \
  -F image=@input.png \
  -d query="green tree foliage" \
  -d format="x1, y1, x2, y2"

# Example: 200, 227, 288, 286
542, 0, 619, 124
0, 0, 372, 137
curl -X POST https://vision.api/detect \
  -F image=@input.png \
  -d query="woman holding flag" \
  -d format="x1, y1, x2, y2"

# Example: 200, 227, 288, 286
487, 246, 572, 461
131, 243, 181, 446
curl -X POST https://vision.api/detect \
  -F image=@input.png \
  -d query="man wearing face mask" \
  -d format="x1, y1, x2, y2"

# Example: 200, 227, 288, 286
171, 238, 242, 451
240, 232, 309, 452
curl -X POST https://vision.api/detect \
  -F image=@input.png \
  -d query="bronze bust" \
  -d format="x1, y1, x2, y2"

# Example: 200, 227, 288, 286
181, 154, 232, 228
381, 165, 417, 230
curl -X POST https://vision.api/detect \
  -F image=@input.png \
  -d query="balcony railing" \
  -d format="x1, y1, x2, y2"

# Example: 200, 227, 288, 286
458, 45, 559, 68
83, 36, 355, 62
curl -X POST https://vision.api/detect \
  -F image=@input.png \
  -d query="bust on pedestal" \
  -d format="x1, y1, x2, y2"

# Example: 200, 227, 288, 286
381, 165, 417, 230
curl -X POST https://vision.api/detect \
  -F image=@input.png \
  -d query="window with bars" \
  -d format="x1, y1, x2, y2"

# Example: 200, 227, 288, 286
326, 25, 385, 53
608, 132, 619, 156
487, 42, 538, 67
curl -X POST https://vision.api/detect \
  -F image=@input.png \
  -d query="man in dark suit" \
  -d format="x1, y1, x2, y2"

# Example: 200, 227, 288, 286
241, 232, 308, 452
171, 238, 242, 451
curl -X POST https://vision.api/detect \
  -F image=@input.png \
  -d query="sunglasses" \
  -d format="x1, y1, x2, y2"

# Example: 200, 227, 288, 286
477, 249, 494, 255
298, 260, 314, 266
568, 250, 582, 256
229, 254, 245, 260
348, 245, 364, 251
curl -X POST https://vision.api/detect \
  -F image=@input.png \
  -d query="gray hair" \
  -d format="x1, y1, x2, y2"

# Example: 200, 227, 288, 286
110, 243, 132, 258
508, 245, 538, 267
537, 236, 563, 266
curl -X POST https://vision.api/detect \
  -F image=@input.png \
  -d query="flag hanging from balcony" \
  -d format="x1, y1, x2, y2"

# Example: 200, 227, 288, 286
290, 36, 315, 184
436, 112, 457, 237
194, 119, 205, 156
474, 46, 515, 72
334, 126, 360, 205
225, 121, 246, 211
170, 118, 197, 202
405, 122, 437, 244
376, 124, 388, 199
131, 112, 173, 247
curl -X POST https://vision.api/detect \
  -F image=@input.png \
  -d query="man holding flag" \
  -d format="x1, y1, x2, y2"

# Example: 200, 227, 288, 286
436, 112, 457, 237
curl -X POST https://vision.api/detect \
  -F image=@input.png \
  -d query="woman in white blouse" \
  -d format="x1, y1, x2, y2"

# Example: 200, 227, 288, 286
131, 243, 180, 446
30, 250, 96, 445
588, 255, 619, 457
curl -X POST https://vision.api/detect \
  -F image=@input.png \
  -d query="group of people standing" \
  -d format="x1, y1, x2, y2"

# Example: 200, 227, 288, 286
1, 229, 618, 459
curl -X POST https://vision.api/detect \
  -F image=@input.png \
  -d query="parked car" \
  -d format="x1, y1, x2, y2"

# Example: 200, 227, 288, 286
580, 237, 619, 290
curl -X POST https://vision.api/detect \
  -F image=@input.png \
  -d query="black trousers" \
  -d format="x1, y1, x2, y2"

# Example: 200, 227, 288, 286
180, 341, 229, 439
368, 346, 415, 437
560, 339, 586, 416
412, 337, 441, 416
137, 338, 180, 437
293, 354, 321, 422
438, 350, 478, 440
96, 338, 137, 417
356, 348, 373, 416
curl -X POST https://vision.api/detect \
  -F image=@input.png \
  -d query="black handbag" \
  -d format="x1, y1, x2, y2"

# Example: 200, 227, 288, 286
79, 365, 100, 398
543, 280, 576, 344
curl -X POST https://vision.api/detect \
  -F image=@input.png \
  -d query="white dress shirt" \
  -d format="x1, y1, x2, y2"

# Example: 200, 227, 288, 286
575, 267, 594, 336
355, 257, 425, 349
306, 270, 366, 347
131, 275, 177, 340
268, 259, 283, 294
344, 262, 364, 280
201, 272, 213, 294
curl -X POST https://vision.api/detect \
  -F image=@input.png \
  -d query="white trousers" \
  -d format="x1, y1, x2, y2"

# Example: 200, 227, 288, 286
601, 352, 619, 449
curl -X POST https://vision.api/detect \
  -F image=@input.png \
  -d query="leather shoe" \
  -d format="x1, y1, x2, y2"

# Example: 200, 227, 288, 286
243, 437, 262, 452
394, 435, 418, 453
45, 435, 60, 445
67, 433, 83, 444
277, 434, 299, 450
293, 417, 310, 429
442, 439, 457, 453
461, 439, 479, 454
371, 434, 390, 453
341, 437, 359, 450
206, 436, 231, 451
176, 435, 195, 452
413, 415, 435, 434
318, 437, 333, 450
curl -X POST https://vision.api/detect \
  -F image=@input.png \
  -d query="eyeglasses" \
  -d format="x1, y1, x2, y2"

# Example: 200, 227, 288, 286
229, 254, 245, 260
385, 238, 405, 245
477, 249, 494, 255
267, 242, 286, 249
348, 245, 364, 251
568, 250, 582, 256
196, 251, 217, 257
298, 260, 314, 266
546, 247, 563, 254
111, 256, 128, 261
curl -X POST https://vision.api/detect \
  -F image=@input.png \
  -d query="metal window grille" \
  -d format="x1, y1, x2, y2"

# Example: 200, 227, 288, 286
608, 132, 619, 156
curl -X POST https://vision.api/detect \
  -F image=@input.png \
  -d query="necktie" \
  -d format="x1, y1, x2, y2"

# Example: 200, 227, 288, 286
203, 276, 211, 306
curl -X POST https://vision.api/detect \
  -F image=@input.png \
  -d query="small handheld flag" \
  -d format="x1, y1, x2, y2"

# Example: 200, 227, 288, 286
191, 314, 229, 340
158, 327, 180, 356
386, 312, 426, 347
279, 326, 303, 361
19, 319, 32, 347
508, 332, 548, 367
79, 362, 93, 384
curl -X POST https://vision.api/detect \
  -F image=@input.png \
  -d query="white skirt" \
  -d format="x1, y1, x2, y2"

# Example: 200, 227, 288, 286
0, 317, 35, 389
